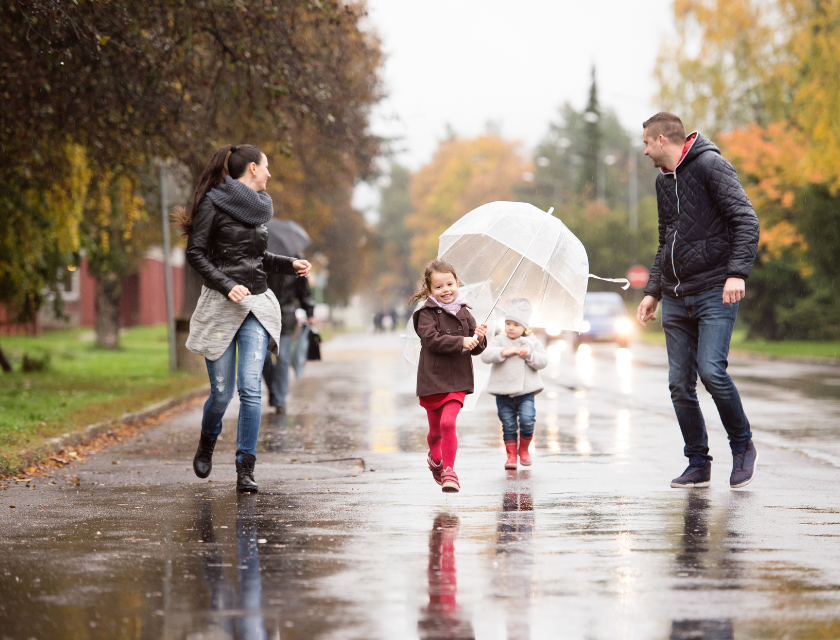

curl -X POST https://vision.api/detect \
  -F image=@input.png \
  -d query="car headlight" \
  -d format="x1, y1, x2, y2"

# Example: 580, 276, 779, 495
615, 318, 632, 335
580, 320, 591, 333
546, 324, 562, 337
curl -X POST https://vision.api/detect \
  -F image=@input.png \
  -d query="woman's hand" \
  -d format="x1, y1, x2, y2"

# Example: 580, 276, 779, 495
463, 336, 480, 350
474, 323, 488, 340
293, 260, 311, 278
501, 347, 518, 357
228, 285, 250, 303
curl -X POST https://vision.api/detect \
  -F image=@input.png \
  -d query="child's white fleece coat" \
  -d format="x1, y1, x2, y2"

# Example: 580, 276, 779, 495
480, 334, 548, 396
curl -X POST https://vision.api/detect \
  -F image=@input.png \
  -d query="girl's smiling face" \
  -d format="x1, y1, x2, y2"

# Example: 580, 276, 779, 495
430, 270, 459, 304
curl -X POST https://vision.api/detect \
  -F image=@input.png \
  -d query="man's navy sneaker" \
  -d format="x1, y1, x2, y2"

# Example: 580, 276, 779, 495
670, 461, 711, 488
730, 441, 758, 488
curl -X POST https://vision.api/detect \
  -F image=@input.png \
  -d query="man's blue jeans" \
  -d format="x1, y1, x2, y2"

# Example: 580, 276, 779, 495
262, 334, 293, 409
661, 288, 752, 466
202, 313, 268, 465
495, 393, 536, 441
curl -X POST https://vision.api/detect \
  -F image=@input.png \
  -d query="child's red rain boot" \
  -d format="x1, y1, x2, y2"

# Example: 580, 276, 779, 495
519, 436, 533, 466
441, 467, 460, 493
504, 441, 518, 470
427, 453, 443, 486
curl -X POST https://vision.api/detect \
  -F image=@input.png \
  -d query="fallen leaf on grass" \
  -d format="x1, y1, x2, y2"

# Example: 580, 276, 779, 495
49, 457, 69, 465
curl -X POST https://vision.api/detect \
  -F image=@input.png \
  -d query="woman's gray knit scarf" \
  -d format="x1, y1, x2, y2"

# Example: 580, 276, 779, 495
207, 176, 273, 226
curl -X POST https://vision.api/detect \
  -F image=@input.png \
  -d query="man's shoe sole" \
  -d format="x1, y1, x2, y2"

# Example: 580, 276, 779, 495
670, 480, 711, 488
730, 452, 759, 489
237, 485, 258, 493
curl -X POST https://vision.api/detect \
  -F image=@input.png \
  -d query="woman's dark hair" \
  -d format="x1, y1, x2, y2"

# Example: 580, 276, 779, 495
174, 144, 264, 235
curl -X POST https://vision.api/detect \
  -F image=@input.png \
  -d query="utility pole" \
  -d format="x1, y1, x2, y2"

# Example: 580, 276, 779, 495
160, 162, 177, 374
629, 145, 638, 233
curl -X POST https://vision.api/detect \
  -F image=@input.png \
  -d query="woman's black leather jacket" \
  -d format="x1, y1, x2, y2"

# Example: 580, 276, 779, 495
186, 197, 297, 296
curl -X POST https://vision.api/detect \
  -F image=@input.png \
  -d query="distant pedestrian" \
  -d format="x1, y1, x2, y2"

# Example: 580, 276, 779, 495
636, 112, 760, 489
410, 259, 488, 493
481, 299, 548, 470
262, 270, 315, 417
178, 144, 311, 493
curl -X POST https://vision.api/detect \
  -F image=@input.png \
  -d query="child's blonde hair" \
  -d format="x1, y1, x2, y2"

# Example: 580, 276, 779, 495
408, 259, 462, 305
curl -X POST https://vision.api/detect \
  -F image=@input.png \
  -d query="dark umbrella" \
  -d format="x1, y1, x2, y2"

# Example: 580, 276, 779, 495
265, 218, 312, 257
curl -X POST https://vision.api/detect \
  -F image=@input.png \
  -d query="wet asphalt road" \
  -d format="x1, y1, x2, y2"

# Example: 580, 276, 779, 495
2, 333, 840, 639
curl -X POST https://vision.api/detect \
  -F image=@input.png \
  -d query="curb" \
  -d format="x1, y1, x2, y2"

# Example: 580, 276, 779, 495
44, 385, 210, 454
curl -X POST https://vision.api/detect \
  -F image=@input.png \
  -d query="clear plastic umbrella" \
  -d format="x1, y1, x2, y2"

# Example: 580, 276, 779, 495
439, 201, 627, 333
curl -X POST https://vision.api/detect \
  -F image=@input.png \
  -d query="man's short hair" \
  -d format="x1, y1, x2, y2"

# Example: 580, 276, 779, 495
643, 112, 686, 142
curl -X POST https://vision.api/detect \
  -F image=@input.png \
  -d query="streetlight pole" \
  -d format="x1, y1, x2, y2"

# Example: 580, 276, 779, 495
160, 162, 177, 374
629, 144, 638, 233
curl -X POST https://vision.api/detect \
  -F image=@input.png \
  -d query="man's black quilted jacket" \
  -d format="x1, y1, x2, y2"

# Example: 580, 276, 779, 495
644, 133, 760, 299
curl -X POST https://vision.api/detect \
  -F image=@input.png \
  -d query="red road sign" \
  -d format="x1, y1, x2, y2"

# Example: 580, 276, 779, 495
627, 264, 650, 289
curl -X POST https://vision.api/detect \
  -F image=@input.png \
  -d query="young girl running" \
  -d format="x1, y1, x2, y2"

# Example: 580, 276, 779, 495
481, 298, 548, 469
411, 260, 488, 493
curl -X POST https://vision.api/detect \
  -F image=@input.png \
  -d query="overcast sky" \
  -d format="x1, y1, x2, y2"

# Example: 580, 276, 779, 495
363, 0, 675, 170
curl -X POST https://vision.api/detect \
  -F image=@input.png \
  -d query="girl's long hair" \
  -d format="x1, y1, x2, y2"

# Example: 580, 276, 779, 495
174, 144, 264, 236
408, 259, 462, 305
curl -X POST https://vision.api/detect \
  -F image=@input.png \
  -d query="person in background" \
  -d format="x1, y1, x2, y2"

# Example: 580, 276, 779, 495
262, 269, 315, 417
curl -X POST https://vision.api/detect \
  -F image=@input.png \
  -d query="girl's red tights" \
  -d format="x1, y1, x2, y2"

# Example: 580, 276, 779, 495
426, 401, 461, 470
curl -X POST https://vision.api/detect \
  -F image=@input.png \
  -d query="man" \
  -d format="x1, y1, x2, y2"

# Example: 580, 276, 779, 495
637, 112, 760, 489
262, 270, 315, 416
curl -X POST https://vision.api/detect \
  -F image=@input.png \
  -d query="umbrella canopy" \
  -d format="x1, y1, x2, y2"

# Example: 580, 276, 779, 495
266, 218, 311, 257
439, 201, 591, 332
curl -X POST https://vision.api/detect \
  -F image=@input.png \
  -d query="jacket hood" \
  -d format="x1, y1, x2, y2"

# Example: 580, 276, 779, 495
677, 132, 719, 171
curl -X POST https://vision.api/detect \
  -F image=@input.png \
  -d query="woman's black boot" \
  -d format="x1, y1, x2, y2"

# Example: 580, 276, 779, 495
193, 432, 217, 479
236, 453, 258, 493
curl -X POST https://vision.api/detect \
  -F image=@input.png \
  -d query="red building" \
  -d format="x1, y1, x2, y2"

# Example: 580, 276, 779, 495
0, 248, 185, 335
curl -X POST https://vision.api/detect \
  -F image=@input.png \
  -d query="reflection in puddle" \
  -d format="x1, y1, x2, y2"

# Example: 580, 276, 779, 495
616, 347, 632, 395
616, 409, 630, 455
669, 618, 734, 639
197, 495, 266, 640
418, 514, 474, 640
575, 406, 591, 454
369, 355, 399, 453
669, 493, 737, 638
575, 344, 593, 383
495, 470, 534, 640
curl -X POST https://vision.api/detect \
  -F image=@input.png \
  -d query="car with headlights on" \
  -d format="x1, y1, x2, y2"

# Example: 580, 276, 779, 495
570, 291, 633, 350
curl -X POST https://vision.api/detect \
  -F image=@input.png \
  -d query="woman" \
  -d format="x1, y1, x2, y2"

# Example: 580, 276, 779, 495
178, 144, 311, 493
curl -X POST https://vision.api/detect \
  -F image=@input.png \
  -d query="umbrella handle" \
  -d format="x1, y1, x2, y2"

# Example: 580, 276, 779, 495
588, 274, 631, 290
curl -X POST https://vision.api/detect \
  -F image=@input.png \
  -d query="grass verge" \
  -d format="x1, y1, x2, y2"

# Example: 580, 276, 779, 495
636, 328, 840, 361
0, 325, 205, 476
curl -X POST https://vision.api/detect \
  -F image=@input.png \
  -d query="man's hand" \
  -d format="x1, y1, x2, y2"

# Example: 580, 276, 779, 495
463, 336, 480, 350
637, 295, 659, 326
723, 277, 745, 305
292, 259, 311, 278
228, 284, 250, 303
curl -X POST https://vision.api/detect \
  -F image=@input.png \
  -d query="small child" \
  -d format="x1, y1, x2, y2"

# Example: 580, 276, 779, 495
481, 299, 548, 469
411, 259, 488, 493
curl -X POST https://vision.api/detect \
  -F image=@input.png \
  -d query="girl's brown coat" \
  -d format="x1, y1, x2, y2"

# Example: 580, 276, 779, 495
413, 299, 487, 397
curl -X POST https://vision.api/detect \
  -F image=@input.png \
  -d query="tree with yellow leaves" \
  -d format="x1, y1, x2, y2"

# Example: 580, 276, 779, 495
407, 135, 530, 272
